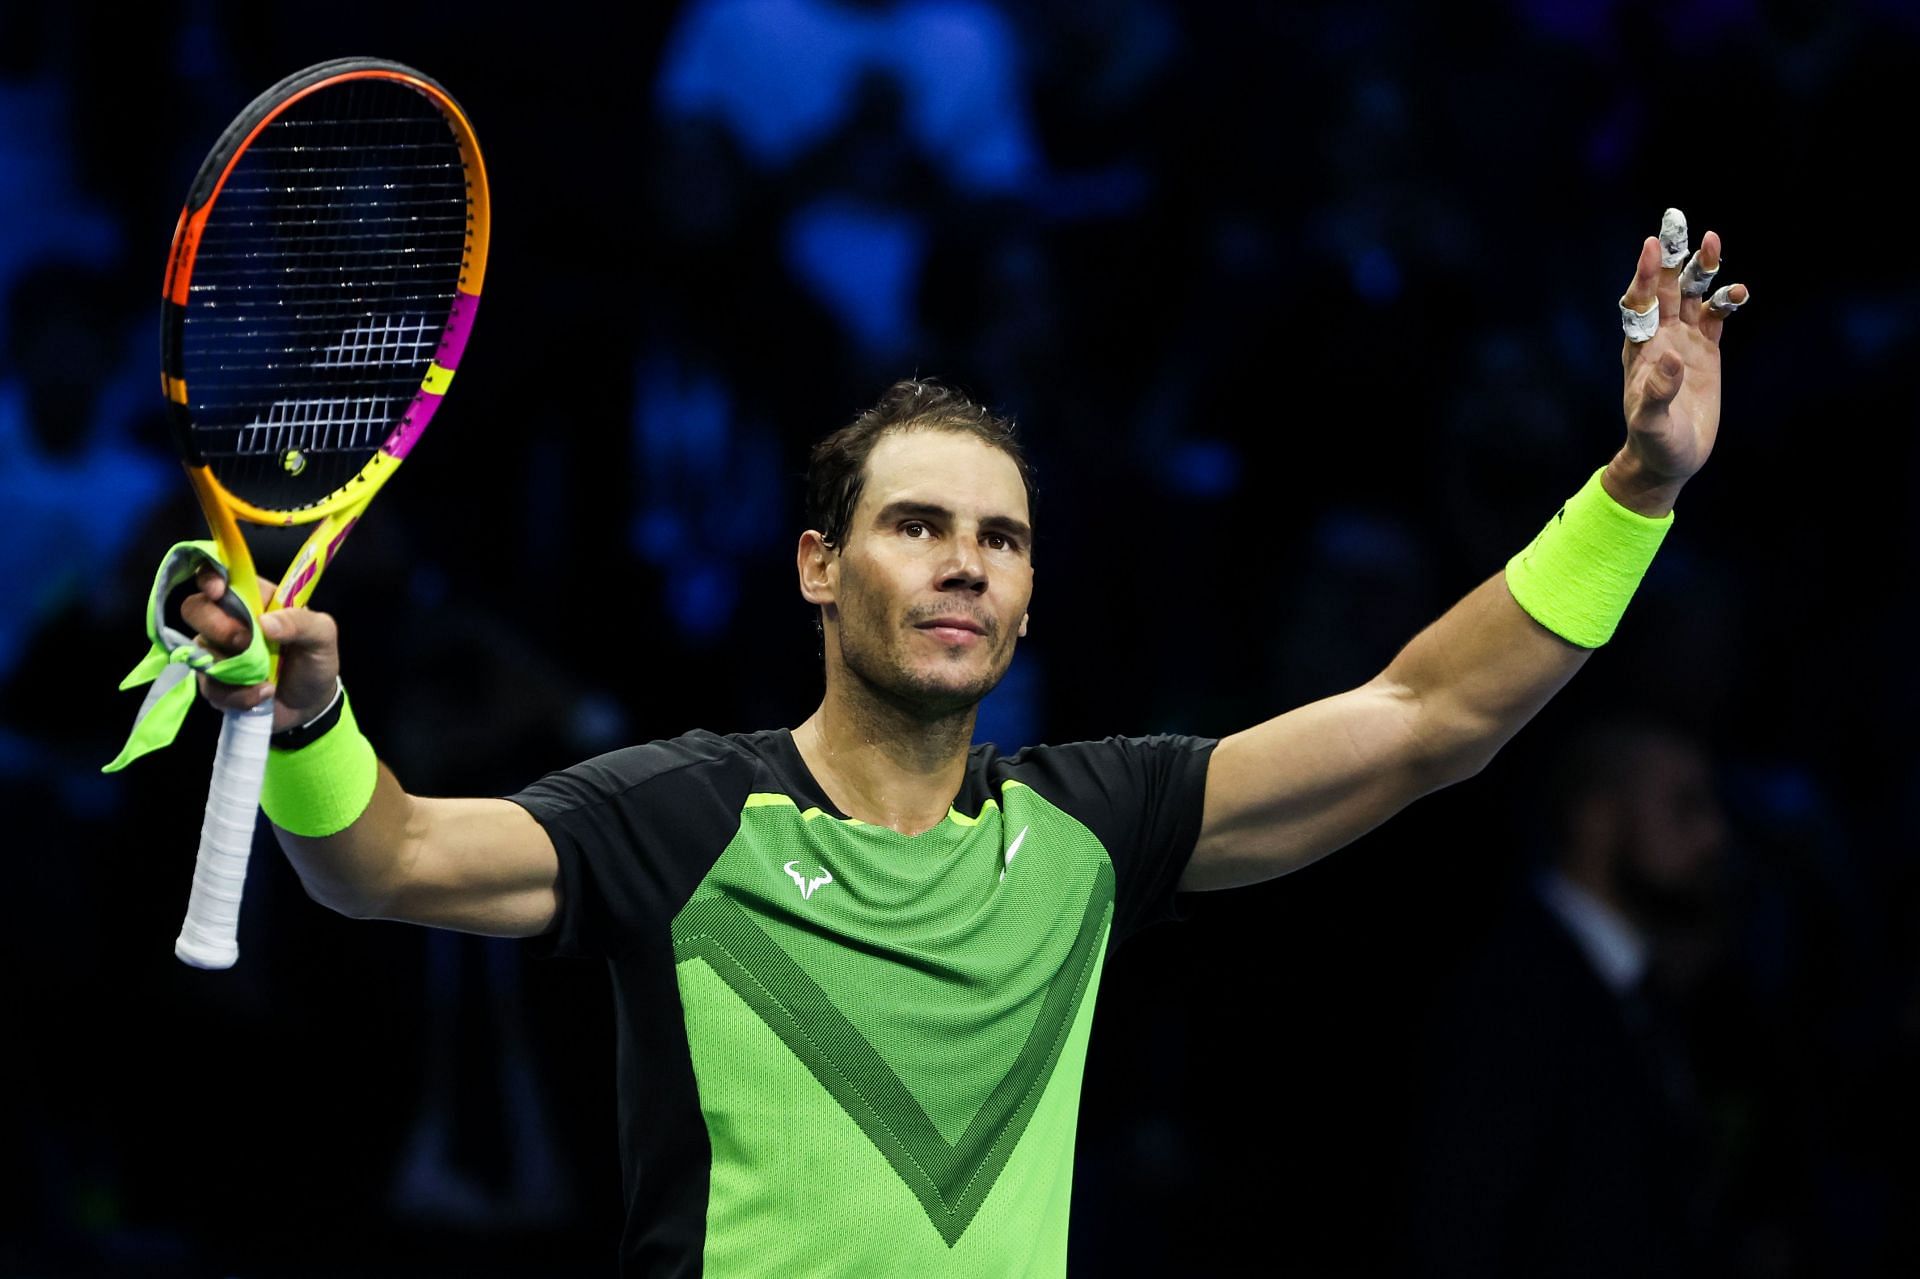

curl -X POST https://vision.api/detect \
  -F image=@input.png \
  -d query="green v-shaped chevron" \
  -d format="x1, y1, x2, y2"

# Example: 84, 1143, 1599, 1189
670, 861, 1114, 1248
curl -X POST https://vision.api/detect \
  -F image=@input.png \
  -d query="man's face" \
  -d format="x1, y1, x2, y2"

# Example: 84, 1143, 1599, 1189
1611, 738, 1727, 921
810, 430, 1033, 717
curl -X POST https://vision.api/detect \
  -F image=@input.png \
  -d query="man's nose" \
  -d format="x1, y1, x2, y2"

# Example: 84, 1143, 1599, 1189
938, 538, 988, 592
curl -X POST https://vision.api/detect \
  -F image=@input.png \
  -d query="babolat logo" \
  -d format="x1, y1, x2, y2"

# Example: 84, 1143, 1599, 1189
784, 861, 834, 900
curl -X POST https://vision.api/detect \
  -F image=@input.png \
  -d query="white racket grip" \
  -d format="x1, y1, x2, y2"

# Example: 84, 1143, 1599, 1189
175, 700, 275, 969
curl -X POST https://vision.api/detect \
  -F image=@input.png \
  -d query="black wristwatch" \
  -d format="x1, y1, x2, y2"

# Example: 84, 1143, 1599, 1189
271, 678, 345, 751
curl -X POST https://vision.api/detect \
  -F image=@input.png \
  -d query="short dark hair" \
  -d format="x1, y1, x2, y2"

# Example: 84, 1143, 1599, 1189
805, 378, 1036, 549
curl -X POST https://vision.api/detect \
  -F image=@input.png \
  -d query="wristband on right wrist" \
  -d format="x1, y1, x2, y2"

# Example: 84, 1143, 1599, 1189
261, 685, 378, 837
270, 676, 345, 750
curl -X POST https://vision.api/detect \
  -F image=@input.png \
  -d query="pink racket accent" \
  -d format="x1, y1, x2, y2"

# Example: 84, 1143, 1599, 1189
326, 517, 359, 558
284, 555, 320, 603
386, 393, 442, 461
437, 291, 480, 368
386, 292, 480, 460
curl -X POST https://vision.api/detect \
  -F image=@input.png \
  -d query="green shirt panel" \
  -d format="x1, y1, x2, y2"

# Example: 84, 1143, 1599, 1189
678, 937, 1108, 1276
671, 780, 1118, 1265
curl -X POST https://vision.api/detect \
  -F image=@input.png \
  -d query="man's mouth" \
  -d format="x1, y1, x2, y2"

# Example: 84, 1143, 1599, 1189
914, 616, 988, 645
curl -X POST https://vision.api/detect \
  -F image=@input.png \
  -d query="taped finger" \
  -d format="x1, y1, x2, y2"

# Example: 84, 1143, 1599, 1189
1678, 250, 1719, 298
1659, 208, 1689, 268
1620, 296, 1659, 343
1706, 285, 1745, 315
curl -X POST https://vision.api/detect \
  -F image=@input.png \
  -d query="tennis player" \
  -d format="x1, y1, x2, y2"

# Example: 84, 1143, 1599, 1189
186, 215, 1746, 1275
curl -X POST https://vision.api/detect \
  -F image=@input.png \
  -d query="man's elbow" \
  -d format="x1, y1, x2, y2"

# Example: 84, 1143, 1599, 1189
275, 832, 413, 921
1407, 702, 1513, 792
293, 869, 390, 921
1434, 741, 1499, 787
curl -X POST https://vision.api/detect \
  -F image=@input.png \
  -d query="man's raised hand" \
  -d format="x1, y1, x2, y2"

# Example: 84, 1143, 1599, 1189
1614, 209, 1752, 506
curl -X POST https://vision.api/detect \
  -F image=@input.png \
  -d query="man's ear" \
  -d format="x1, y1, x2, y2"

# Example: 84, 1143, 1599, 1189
1017, 613, 1028, 638
797, 530, 837, 605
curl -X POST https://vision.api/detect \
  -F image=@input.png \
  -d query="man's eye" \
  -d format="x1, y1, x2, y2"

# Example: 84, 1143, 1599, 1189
902, 521, 929, 537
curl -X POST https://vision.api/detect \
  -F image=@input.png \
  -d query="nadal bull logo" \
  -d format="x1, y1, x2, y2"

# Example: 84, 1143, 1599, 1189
784, 861, 833, 900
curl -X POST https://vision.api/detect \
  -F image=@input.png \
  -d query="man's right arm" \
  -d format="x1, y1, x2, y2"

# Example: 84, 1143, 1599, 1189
276, 770, 558, 937
186, 571, 560, 939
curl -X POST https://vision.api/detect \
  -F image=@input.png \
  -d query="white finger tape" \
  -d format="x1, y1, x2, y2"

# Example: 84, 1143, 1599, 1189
1678, 250, 1719, 298
1706, 285, 1744, 315
1659, 208, 1688, 268
1619, 297, 1659, 343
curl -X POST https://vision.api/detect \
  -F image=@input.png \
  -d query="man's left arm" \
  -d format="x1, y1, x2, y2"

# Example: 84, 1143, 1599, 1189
1183, 211, 1750, 891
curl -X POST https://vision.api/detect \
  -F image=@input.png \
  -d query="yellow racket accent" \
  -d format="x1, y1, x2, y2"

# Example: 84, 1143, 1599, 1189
189, 449, 404, 528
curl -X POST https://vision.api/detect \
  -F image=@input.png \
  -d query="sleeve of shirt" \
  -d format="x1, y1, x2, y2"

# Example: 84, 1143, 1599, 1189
1006, 734, 1218, 946
504, 731, 755, 960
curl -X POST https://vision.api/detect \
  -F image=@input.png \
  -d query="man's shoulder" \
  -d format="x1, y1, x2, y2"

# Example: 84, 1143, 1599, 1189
990, 733, 1217, 774
974, 733, 1218, 811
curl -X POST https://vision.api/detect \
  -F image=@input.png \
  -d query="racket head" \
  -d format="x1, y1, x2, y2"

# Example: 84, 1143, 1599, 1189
160, 58, 489, 534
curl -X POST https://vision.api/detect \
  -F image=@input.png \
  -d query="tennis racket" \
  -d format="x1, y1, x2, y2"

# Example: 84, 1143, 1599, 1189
161, 57, 489, 968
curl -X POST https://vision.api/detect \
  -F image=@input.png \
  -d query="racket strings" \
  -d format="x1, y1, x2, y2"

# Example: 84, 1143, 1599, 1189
187, 258, 466, 284
193, 218, 469, 243
182, 77, 470, 510
232, 395, 402, 461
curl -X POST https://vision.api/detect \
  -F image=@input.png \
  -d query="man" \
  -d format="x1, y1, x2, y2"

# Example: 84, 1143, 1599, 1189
187, 215, 1747, 1275
1410, 721, 1730, 1276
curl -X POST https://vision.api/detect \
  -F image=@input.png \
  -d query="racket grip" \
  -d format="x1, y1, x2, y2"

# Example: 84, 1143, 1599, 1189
175, 700, 275, 969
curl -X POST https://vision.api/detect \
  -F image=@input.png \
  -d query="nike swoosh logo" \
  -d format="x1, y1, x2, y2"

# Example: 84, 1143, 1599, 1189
999, 825, 1029, 881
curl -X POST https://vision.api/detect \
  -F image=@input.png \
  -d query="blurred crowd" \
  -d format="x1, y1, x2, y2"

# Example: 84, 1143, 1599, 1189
3, 1, 1918, 1274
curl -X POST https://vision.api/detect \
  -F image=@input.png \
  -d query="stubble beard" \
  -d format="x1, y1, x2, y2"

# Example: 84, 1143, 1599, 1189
834, 607, 1011, 724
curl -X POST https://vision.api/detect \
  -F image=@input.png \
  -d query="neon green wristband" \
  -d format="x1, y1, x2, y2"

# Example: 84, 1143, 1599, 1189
261, 688, 378, 837
1504, 467, 1674, 648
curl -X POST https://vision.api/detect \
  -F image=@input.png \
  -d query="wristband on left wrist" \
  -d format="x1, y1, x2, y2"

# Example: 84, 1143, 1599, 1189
1505, 466, 1674, 649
